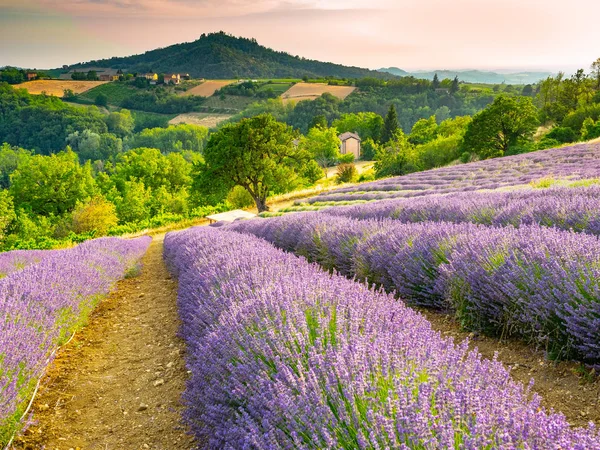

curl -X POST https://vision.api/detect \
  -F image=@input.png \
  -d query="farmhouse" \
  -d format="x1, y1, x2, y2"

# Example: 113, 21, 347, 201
26, 72, 37, 81
339, 132, 361, 160
164, 73, 181, 85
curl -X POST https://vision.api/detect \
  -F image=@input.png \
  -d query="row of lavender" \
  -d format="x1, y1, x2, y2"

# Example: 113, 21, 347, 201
0, 250, 53, 278
228, 214, 600, 365
165, 226, 600, 449
0, 236, 151, 445
306, 143, 600, 203
321, 185, 600, 235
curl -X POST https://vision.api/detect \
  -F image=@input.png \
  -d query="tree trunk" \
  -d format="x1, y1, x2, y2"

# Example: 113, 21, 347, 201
254, 196, 269, 213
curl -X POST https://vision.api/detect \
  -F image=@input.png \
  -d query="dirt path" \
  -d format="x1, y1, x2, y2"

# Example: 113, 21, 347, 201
14, 235, 195, 450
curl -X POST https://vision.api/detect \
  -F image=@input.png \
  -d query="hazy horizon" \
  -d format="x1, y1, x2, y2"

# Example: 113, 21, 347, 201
1, 0, 599, 74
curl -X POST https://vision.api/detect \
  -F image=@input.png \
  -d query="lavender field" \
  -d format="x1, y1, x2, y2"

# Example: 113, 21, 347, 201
228, 213, 600, 364
164, 226, 600, 448
0, 236, 151, 445
304, 143, 600, 205
321, 185, 600, 235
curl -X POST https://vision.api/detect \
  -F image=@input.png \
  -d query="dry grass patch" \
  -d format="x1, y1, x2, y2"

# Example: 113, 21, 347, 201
180, 80, 235, 97
168, 113, 232, 128
281, 82, 356, 103
13, 80, 108, 97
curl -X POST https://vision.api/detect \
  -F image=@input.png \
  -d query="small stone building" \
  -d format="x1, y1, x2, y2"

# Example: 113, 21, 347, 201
339, 132, 361, 160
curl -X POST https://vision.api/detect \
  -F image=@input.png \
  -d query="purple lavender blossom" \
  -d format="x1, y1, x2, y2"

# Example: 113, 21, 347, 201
165, 226, 600, 449
0, 236, 151, 442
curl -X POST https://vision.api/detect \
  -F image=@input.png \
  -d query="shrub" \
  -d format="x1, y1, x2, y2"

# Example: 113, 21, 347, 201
337, 153, 355, 164
545, 126, 577, 143
95, 93, 108, 107
301, 160, 325, 184
358, 169, 376, 182
70, 196, 118, 236
226, 186, 254, 209
335, 163, 358, 184
582, 118, 600, 141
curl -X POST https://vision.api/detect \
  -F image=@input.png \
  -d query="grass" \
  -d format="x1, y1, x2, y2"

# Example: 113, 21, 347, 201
200, 95, 256, 113
77, 83, 139, 104
257, 82, 294, 95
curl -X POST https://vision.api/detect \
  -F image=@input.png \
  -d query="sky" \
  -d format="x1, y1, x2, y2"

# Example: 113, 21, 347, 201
1, 0, 600, 72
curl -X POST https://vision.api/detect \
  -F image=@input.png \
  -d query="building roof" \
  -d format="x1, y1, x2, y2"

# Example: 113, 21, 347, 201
206, 209, 257, 223
338, 132, 361, 142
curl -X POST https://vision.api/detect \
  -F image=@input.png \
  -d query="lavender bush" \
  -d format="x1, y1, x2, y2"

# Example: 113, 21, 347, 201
165, 226, 600, 449
229, 214, 600, 365
321, 185, 600, 235
0, 249, 53, 278
305, 143, 600, 204
0, 236, 151, 444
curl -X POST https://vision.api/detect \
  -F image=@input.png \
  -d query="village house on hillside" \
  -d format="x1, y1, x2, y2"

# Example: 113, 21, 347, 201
339, 132, 361, 160
59, 68, 121, 81
164, 73, 181, 85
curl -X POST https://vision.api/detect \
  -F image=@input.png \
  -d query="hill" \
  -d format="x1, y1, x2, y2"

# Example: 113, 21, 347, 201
67, 32, 396, 80
378, 67, 553, 85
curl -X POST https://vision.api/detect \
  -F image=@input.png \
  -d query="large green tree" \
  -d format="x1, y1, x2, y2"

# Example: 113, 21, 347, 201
10, 149, 96, 216
463, 95, 539, 159
195, 114, 308, 212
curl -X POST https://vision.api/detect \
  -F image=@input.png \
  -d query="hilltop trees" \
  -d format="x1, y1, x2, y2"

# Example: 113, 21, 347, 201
194, 114, 309, 212
463, 95, 539, 159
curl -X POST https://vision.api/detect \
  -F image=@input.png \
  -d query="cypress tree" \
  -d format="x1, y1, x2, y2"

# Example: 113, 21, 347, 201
382, 104, 400, 143
450, 76, 460, 94
432, 73, 440, 89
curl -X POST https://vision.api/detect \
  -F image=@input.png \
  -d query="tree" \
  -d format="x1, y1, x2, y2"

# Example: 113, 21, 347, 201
0, 143, 31, 189
591, 57, 600, 90
382, 104, 400, 143
195, 114, 308, 212
522, 84, 534, 96
374, 130, 419, 177
128, 124, 208, 154
432, 73, 440, 89
70, 196, 118, 235
10, 149, 96, 216
301, 126, 342, 169
308, 114, 328, 130
95, 93, 108, 107
0, 190, 16, 244
450, 76, 460, 94
332, 112, 384, 143
409, 116, 438, 145
462, 95, 539, 159
104, 109, 134, 138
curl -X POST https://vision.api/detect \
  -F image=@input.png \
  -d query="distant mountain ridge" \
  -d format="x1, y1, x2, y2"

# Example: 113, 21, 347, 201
67, 32, 395, 80
378, 67, 554, 85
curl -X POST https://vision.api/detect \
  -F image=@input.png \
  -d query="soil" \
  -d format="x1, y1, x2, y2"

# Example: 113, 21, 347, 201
13, 234, 195, 450
419, 308, 600, 428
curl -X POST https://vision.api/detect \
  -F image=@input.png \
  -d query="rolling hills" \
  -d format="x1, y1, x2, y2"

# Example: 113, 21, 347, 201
378, 67, 553, 84
67, 32, 395, 80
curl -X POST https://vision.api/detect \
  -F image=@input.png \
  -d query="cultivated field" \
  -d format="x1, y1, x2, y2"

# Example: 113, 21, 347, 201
168, 112, 232, 128
12, 80, 108, 97
280, 82, 356, 103
180, 80, 235, 97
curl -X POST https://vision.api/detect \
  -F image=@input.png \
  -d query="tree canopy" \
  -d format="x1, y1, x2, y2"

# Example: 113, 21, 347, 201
463, 95, 539, 159
195, 114, 308, 212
